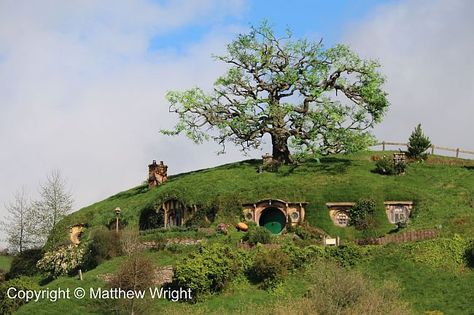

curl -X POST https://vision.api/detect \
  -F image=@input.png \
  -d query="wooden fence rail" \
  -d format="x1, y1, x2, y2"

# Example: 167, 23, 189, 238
372, 141, 474, 158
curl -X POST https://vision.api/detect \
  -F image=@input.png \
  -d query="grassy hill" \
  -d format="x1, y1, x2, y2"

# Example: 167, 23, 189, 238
49, 151, 474, 248
13, 151, 473, 315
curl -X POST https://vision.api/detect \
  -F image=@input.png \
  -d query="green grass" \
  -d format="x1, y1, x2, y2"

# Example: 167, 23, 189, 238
0, 255, 13, 272
50, 151, 474, 248
19, 151, 472, 314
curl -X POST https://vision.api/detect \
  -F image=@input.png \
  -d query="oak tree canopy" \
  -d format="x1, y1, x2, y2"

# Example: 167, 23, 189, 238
162, 22, 389, 164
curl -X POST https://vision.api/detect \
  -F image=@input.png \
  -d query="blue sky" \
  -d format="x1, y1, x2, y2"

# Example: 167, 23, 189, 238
149, 0, 393, 53
0, 0, 472, 226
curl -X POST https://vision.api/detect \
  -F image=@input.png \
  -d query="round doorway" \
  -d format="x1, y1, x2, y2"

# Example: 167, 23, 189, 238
259, 207, 286, 234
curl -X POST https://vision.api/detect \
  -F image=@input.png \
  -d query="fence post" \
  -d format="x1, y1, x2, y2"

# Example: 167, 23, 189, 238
431, 145, 434, 155
382, 141, 385, 151
456, 148, 459, 158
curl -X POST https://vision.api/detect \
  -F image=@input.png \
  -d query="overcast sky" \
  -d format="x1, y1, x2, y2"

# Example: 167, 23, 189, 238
0, 0, 473, 227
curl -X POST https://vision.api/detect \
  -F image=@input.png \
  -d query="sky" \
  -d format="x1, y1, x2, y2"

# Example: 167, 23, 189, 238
0, 0, 473, 229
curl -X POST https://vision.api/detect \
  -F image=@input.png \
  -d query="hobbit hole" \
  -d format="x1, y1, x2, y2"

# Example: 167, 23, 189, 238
242, 199, 306, 234
385, 201, 413, 224
139, 199, 198, 230
326, 202, 355, 227
69, 224, 85, 245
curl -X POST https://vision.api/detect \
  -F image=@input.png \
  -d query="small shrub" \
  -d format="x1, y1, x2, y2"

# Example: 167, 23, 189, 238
84, 228, 122, 269
250, 249, 290, 289
374, 155, 395, 175
243, 226, 272, 245
325, 244, 367, 267
185, 206, 217, 228
36, 245, 85, 277
6, 249, 42, 280
407, 123, 431, 160
173, 244, 240, 299
108, 255, 155, 314
281, 243, 325, 269
0, 276, 39, 314
349, 199, 378, 231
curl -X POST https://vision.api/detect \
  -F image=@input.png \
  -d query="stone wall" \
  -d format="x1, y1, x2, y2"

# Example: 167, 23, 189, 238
357, 229, 438, 245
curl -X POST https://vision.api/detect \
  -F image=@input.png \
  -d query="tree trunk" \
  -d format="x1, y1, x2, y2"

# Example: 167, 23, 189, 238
271, 132, 293, 164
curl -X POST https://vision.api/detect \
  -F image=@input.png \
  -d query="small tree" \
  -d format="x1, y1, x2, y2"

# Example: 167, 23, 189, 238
407, 124, 431, 160
33, 170, 73, 244
1, 188, 37, 253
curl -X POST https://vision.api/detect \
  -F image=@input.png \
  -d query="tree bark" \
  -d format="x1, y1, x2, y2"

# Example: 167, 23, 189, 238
271, 132, 293, 164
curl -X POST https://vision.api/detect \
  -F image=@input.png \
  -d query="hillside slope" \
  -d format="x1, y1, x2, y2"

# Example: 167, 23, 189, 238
49, 151, 474, 247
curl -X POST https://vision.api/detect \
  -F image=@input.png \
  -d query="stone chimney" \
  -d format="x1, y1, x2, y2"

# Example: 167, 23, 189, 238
148, 160, 168, 188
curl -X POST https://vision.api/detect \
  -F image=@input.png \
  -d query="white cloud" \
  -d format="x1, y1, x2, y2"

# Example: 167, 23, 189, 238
344, 0, 474, 156
0, 0, 253, 225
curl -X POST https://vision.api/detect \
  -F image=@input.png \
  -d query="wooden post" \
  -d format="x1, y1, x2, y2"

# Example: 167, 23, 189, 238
382, 141, 385, 151
456, 148, 459, 158
79, 269, 83, 281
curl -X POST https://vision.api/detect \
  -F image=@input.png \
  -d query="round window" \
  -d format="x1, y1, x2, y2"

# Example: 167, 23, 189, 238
290, 212, 300, 221
246, 212, 253, 220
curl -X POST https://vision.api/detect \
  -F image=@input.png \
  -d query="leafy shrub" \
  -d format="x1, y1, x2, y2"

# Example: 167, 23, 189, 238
349, 199, 378, 231
325, 244, 368, 267
6, 249, 42, 280
36, 245, 85, 277
243, 226, 272, 245
250, 249, 291, 289
374, 155, 395, 175
407, 123, 431, 160
281, 243, 325, 269
173, 244, 241, 299
84, 228, 122, 269
0, 276, 39, 314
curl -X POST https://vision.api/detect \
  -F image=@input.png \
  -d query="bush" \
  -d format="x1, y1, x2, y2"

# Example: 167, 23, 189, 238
325, 244, 367, 267
349, 199, 378, 231
243, 226, 272, 245
250, 249, 291, 289
84, 228, 122, 269
281, 243, 325, 269
407, 123, 431, 160
374, 155, 395, 175
6, 249, 42, 280
173, 244, 241, 299
185, 206, 217, 228
108, 255, 155, 314
36, 245, 85, 277
0, 276, 39, 314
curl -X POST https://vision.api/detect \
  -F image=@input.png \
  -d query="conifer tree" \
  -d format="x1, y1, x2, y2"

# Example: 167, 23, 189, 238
407, 124, 431, 160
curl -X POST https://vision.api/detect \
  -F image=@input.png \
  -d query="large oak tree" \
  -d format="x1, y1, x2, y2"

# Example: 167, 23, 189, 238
162, 23, 389, 164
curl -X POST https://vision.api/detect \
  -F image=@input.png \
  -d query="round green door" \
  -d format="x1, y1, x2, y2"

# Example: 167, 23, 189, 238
259, 208, 286, 234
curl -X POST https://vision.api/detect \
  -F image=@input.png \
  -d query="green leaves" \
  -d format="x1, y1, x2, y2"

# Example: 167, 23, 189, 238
161, 22, 390, 162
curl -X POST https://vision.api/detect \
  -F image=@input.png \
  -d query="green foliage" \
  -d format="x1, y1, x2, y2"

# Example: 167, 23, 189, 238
281, 243, 325, 269
349, 199, 378, 231
325, 244, 368, 267
242, 226, 272, 245
0, 276, 39, 314
407, 124, 431, 160
250, 249, 291, 289
36, 245, 85, 277
84, 228, 122, 269
6, 249, 42, 280
374, 154, 408, 175
185, 206, 217, 228
162, 21, 389, 163
173, 244, 242, 299
139, 205, 163, 230
403, 235, 473, 271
